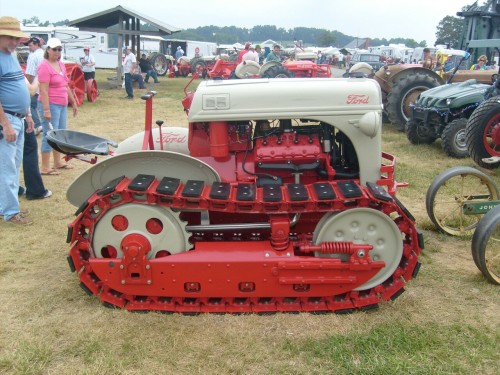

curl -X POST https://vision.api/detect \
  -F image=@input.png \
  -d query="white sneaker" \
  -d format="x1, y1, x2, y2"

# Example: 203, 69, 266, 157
35, 126, 43, 136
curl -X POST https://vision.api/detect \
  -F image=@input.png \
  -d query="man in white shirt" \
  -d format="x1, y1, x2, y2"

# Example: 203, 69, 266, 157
24, 37, 43, 134
242, 45, 259, 64
81, 47, 96, 91
122, 46, 137, 99
21, 36, 52, 201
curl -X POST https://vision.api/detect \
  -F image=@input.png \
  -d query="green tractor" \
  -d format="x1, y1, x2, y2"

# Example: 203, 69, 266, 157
406, 53, 499, 158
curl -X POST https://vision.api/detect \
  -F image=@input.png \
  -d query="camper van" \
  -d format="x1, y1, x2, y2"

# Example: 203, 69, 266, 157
21, 25, 118, 69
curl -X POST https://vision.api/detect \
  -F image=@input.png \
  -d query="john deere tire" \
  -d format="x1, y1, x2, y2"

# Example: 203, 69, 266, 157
466, 97, 500, 169
441, 118, 468, 158
387, 72, 442, 131
406, 119, 437, 144
261, 65, 294, 79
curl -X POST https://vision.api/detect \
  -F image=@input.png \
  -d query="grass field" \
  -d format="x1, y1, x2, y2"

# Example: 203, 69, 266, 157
0, 70, 498, 375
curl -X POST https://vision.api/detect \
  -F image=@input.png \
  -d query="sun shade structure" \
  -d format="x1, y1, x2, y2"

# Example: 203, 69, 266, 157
68, 5, 181, 72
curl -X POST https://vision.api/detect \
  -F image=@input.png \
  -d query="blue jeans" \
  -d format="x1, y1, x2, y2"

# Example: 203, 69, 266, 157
31, 93, 41, 128
0, 115, 24, 221
124, 73, 134, 98
144, 69, 159, 83
38, 102, 67, 153
23, 121, 47, 199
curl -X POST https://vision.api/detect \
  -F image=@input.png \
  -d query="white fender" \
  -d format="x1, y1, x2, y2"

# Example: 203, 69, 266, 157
235, 60, 260, 78
115, 126, 189, 155
349, 62, 375, 77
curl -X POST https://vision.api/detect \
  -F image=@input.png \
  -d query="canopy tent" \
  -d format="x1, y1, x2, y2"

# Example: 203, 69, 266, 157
68, 5, 180, 73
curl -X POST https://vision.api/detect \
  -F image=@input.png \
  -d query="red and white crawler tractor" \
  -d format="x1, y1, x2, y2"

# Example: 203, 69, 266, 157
48, 77, 423, 314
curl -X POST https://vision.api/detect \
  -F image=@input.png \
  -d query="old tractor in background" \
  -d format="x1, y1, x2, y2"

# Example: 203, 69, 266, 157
209, 51, 331, 80
48, 77, 423, 313
424, 70, 500, 285
348, 55, 497, 131
406, 75, 499, 158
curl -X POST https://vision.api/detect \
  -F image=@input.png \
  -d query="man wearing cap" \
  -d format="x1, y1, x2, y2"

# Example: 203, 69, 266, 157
81, 47, 95, 90
255, 44, 263, 64
237, 42, 252, 64
22, 36, 52, 201
0, 16, 35, 225
139, 53, 159, 84
24, 37, 43, 135
242, 45, 259, 64
175, 46, 184, 61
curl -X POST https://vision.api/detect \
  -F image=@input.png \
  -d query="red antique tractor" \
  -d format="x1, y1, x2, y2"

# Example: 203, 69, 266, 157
48, 77, 423, 313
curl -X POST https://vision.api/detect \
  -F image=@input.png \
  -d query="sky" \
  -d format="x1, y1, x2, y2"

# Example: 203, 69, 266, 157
0, 0, 474, 46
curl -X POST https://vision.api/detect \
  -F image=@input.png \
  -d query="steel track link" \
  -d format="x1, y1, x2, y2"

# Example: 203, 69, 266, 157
67, 175, 423, 314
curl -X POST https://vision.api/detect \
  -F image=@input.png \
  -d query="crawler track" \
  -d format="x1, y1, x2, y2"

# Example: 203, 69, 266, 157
67, 175, 423, 314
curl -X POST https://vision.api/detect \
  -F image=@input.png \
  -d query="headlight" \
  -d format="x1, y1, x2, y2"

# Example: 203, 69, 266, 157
446, 98, 452, 105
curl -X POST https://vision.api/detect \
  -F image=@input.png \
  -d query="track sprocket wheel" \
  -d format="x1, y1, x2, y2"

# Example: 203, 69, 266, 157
92, 203, 191, 259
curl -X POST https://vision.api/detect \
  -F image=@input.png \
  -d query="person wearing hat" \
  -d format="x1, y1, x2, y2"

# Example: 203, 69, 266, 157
242, 44, 259, 63
175, 46, 184, 61
81, 47, 96, 90
138, 53, 159, 84
0, 16, 35, 225
237, 42, 252, 64
38, 37, 79, 175
21, 36, 52, 201
24, 37, 43, 134
255, 44, 263, 64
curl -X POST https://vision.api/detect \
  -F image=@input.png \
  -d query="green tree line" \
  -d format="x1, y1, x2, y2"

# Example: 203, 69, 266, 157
21, 14, 466, 49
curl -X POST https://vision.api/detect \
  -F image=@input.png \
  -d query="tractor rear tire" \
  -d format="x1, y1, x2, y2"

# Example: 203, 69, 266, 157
261, 65, 294, 79
441, 118, 468, 158
191, 59, 207, 78
466, 97, 500, 169
387, 72, 442, 131
149, 53, 169, 76
406, 119, 437, 144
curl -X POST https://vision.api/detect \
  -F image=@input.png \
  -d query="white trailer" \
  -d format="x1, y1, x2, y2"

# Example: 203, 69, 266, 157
21, 25, 118, 69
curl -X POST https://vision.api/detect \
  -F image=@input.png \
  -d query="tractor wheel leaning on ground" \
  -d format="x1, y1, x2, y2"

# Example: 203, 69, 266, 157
149, 52, 169, 76
466, 97, 500, 169
425, 166, 500, 236
261, 65, 294, 79
441, 118, 469, 158
406, 119, 437, 144
387, 72, 442, 131
471, 204, 500, 285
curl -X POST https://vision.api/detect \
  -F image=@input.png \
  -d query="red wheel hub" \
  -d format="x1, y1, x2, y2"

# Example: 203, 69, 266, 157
483, 113, 500, 156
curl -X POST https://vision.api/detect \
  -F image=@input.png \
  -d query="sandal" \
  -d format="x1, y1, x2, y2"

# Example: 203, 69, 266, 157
55, 164, 74, 170
41, 169, 60, 176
